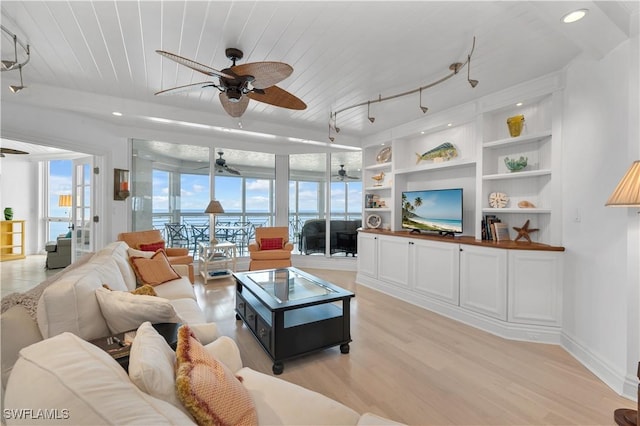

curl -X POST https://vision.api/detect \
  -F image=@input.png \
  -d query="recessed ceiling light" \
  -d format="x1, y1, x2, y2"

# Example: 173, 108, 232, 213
562, 9, 588, 24
112, 111, 122, 116
447, 123, 453, 127
421, 131, 425, 135
516, 102, 523, 107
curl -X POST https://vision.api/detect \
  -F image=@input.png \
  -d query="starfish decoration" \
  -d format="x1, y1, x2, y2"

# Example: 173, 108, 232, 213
513, 219, 539, 242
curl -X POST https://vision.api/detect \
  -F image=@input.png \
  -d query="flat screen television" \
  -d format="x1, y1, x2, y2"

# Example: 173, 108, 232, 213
401, 188, 463, 236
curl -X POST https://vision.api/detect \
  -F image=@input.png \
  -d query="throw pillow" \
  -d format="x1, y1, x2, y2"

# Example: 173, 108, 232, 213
130, 250, 180, 286
95, 287, 182, 334
128, 322, 185, 412
138, 240, 166, 252
259, 237, 283, 251
127, 247, 155, 259
175, 325, 258, 426
102, 284, 158, 297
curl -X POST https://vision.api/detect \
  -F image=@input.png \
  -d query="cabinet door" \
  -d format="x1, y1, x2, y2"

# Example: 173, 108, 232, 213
459, 245, 507, 320
508, 250, 563, 326
357, 233, 378, 278
377, 235, 410, 288
411, 239, 460, 305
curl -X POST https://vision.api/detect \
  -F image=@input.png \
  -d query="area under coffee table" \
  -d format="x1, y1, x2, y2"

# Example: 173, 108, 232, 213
234, 267, 355, 374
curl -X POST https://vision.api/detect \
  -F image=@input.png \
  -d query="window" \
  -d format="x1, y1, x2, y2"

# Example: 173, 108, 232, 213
47, 160, 72, 241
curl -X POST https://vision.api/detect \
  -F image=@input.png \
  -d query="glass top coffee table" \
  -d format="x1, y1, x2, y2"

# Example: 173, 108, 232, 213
234, 267, 355, 374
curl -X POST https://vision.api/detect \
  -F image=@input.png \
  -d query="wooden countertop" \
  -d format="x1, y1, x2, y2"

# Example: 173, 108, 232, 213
359, 229, 565, 252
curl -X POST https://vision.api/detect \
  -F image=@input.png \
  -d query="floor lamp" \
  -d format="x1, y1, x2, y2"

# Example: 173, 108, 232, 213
58, 194, 72, 230
205, 200, 224, 245
605, 160, 640, 426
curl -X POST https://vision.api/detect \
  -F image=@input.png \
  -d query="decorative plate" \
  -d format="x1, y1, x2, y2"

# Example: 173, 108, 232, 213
376, 146, 392, 163
489, 192, 509, 208
366, 214, 382, 229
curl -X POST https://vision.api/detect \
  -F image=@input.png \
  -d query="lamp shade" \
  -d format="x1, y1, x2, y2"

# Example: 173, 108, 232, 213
58, 194, 72, 208
205, 200, 224, 214
605, 161, 640, 207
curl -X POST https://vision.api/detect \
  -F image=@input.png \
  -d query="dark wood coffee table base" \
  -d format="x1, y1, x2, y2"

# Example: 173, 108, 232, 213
234, 268, 354, 374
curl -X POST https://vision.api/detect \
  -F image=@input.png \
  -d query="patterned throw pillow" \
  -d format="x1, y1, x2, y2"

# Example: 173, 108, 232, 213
130, 250, 180, 286
138, 241, 166, 252
102, 284, 158, 297
259, 237, 283, 251
175, 325, 258, 426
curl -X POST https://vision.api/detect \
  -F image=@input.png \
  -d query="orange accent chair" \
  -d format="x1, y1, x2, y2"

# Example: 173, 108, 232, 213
248, 227, 294, 271
117, 229, 194, 283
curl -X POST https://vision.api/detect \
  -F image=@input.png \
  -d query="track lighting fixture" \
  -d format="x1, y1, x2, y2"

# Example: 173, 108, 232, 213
367, 101, 375, 123
1, 25, 30, 93
467, 55, 478, 88
9, 65, 26, 93
419, 88, 428, 113
329, 37, 478, 139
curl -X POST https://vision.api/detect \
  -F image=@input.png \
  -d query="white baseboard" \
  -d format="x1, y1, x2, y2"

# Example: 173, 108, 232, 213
561, 332, 637, 401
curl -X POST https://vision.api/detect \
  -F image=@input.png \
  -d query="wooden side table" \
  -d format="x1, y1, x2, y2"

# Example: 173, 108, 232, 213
89, 323, 180, 371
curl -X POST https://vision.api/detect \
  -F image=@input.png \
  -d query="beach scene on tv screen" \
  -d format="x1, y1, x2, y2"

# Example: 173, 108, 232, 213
402, 189, 463, 233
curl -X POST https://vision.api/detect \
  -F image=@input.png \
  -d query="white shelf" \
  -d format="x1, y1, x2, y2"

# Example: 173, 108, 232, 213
365, 185, 392, 191
365, 162, 392, 171
395, 158, 476, 175
482, 208, 551, 214
482, 169, 552, 180
483, 130, 552, 149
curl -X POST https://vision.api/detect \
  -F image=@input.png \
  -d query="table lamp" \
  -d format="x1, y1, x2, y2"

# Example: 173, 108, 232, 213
205, 200, 224, 244
605, 160, 639, 426
58, 194, 72, 229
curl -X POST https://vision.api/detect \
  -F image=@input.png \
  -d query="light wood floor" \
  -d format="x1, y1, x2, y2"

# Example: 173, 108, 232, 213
2, 256, 634, 425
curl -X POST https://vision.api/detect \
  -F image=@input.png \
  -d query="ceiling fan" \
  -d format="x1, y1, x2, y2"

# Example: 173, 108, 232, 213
155, 48, 307, 118
333, 165, 359, 181
0, 148, 29, 158
215, 151, 241, 175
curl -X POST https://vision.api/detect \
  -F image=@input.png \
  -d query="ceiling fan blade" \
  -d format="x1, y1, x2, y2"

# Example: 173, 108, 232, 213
231, 62, 293, 89
224, 165, 242, 176
247, 86, 306, 110
156, 50, 234, 79
0, 148, 29, 155
155, 81, 217, 96
219, 93, 250, 117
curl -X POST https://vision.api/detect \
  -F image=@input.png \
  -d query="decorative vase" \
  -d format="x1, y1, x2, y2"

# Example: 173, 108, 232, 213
4, 207, 13, 220
507, 114, 525, 137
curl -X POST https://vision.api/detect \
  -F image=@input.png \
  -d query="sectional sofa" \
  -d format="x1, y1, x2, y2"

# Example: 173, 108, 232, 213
1, 241, 402, 425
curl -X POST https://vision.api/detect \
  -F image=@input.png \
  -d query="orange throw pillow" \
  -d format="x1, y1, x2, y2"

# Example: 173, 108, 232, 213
130, 250, 181, 286
138, 240, 166, 252
259, 237, 283, 251
175, 325, 257, 426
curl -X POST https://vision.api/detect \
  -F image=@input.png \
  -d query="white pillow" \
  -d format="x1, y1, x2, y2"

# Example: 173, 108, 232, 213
4, 332, 193, 425
128, 322, 185, 411
127, 247, 155, 259
95, 287, 182, 334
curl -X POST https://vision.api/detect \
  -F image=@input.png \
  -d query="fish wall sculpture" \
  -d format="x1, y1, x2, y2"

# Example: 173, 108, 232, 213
415, 142, 458, 164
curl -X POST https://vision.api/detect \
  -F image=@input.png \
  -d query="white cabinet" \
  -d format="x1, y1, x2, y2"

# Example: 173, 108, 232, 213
377, 235, 410, 288
508, 250, 563, 326
411, 238, 459, 305
459, 245, 508, 320
357, 232, 378, 278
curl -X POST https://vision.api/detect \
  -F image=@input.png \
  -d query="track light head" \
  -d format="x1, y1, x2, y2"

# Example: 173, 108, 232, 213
329, 136, 335, 142
468, 79, 478, 88
9, 85, 24, 93
368, 117, 375, 123
420, 105, 428, 113
1, 60, 17, 71
467, 55, 478, 88
335, 126, 341, 133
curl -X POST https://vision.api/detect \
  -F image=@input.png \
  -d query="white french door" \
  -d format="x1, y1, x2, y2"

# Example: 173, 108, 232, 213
71, 157, 95, 261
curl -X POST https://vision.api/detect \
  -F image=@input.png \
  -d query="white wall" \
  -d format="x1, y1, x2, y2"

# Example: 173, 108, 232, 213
0, 157, 39, 254
561, 37, 639, 399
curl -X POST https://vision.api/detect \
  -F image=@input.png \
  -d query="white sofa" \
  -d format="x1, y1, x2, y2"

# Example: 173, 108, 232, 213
4, 325, 400, 425
1, 241, 215, 392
